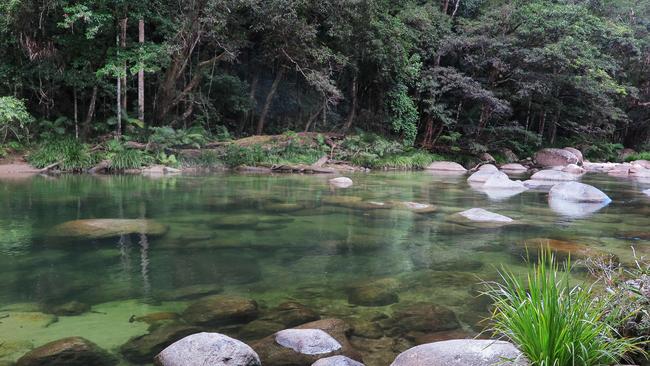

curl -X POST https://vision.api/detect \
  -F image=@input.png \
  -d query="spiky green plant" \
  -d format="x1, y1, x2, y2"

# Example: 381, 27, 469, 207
483, 250, 645, 366
28, 138, 97, 171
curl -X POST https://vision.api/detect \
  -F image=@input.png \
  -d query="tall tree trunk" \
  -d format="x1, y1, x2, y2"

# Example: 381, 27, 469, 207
138, 19, 145, 123
304, 102, 324, 132
83, 86, 98, 139
256, 68, 285, 135
73, 88, 78, 139
342, 74, 358, 133
120, 18, 128, 117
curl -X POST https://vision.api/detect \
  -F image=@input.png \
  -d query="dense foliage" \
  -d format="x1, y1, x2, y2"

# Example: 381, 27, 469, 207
0, 0, 648, 154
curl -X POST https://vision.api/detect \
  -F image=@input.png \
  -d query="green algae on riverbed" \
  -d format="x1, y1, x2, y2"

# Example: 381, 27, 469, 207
0, 171, 647, 365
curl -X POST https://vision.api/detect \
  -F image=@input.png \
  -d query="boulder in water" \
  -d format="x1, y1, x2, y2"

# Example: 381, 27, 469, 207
17, 337, 116, 366
500, 163, 528, 172
390, 339, 528, 366
632, 160, 650, 169
252, 318, 361, 366
275, 329, 342, 355
563, 147, 583, 164
467, 168, 498, 183
630, 165, 650, 178
45, 301, 90, 316
447, 208, 514, 228
644, 189, 650, 196
482, 171, 527, 190
154, 332, 261, 366
534, 148, 579, 167
425, 162, 466, 172
49, 219, 167, 240
548, 182, 611, 203
562, 164, 586, 175
154, 332, 262, 366
529, 170, 579, 181
312, 355, 365, 366
182, 295, 258, 327
329, 177, 353, 188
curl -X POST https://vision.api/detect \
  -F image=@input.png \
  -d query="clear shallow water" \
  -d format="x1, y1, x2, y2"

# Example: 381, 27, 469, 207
0, 171, 648, 365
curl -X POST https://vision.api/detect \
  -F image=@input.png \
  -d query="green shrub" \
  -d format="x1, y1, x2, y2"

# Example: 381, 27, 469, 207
28, 138, 97, 171
483, 250, 644, 366
584, 142, 624, 161
103, 140, 153, 170
156, 152, 179, 168
0, 96, 34, 143
624, 152, 650, 162
148, 126, 209, 150
372, 150, 444, 169
222, 144, 267, 168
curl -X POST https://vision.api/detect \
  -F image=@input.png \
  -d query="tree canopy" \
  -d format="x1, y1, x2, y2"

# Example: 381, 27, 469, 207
1, 0, 648, 155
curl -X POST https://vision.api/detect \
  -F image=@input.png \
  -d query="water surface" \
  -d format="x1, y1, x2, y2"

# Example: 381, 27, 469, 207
0, 171, 648, 365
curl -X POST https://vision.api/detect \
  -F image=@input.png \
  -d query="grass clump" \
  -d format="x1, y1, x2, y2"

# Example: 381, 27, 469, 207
104, 140, 153, 170
483, 250, 645, 366
28, 138, 97, 171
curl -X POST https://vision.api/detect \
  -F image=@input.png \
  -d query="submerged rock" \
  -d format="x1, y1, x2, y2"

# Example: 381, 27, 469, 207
548, 182, 611, 203
392, 201, 437, 214
390, 339, 528, 366
157, 283, 223, 301
17, 337, 116, 366
515, 238, 613, 261
529, 169, 579, 181
312, 356, 364, 366
323, 196, 391, 211
252, 318, 361, 366
45, 300, 90, 316
49, 219, 167, 240
121, 323, 202, 364
447, 208, 514, 228
390, 303, 459, 333
182, 295, 258, 327
272, 301, 321, 328
548, 199, 611, 219
329, 177, 353, 188
154, 332, 261, 366
131, 312, 180, 325
347, 278, 399, 306
425, 162, 466, 172
239, 320, 285, 340
534, 148, 579, 167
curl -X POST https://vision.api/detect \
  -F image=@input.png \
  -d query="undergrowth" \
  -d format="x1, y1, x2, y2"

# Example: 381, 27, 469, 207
28, 138, 97, 171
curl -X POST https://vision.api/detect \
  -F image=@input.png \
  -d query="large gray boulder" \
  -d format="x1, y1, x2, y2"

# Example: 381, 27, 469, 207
467, 165, 499, 183
534, 148, 579, 167
17, 337, 117, 366
548, 182, 611, 203
154, 332, 261, 366
312, 356, 364, 366
425, 162, 466, 172
275, 329, 342, 355
563, 147, 583, 164
390, 339, 528, 366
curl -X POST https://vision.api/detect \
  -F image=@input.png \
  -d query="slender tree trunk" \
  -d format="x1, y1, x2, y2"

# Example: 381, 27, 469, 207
83, 86, 98, 139
342, 74, 358, 133
256, 68, 285, 135
74, 88, 78, 139
120, 18, 128, 117
138, 19, 145, 123
304, 103, 324, 132
241, 72, 259, 135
